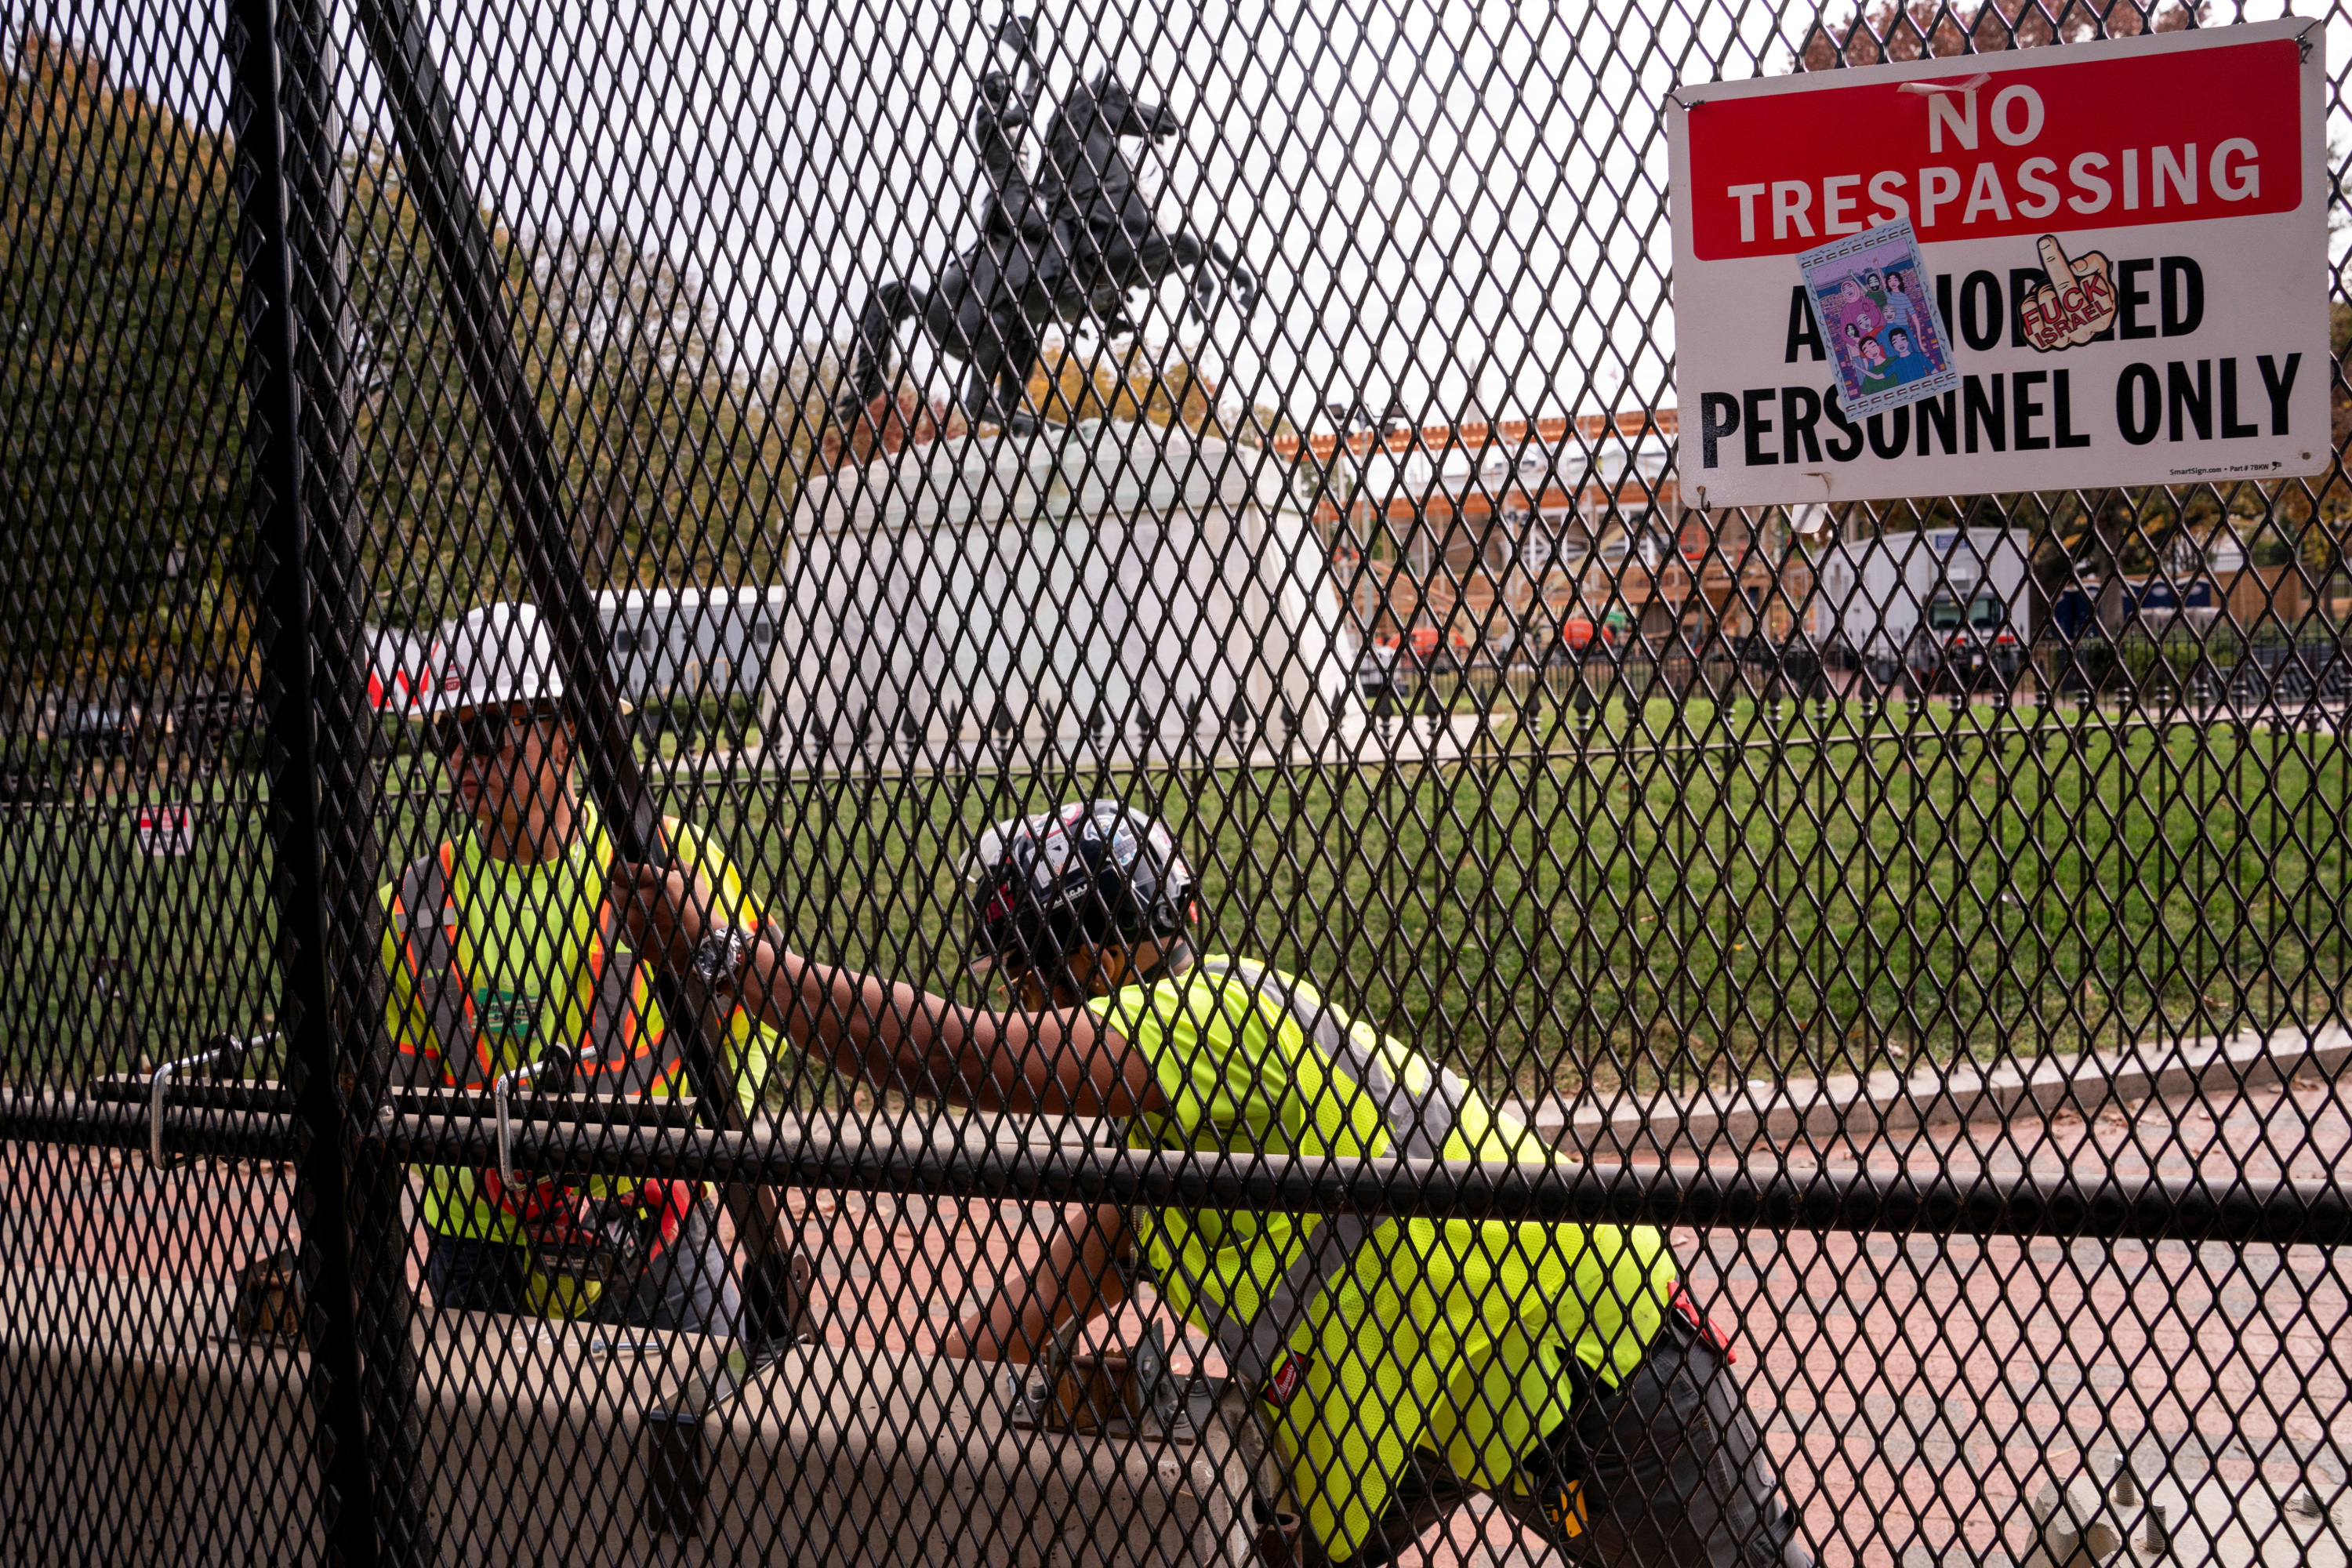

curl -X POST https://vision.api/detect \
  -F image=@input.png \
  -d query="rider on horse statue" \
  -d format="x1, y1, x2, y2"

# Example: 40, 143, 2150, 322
840, 16, 1257, 434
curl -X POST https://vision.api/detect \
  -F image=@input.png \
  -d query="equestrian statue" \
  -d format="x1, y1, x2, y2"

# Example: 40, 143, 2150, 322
840, 18, 1259, 433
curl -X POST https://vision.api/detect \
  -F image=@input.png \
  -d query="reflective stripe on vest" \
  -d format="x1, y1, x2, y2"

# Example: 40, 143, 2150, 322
390, 844, 667, 1094
1185, 959, 1474, 1385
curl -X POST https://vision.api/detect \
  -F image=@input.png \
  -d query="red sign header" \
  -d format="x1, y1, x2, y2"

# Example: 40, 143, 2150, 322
1686, 39, 2302, 260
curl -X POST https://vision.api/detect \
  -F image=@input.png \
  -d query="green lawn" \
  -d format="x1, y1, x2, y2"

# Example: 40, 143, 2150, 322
9, 691, 2344, 1109
720, 691, 2350, 1105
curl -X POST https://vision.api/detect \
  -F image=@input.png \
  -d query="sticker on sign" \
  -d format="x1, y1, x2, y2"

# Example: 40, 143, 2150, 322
1668, 21, 2327, 507
1795, 218, 1958, 419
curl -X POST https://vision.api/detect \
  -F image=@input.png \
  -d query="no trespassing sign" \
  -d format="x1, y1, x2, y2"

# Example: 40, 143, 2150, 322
1668, 20, 2329, 508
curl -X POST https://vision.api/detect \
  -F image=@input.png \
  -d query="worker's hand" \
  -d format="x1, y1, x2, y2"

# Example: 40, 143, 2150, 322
616, 861, 724, 977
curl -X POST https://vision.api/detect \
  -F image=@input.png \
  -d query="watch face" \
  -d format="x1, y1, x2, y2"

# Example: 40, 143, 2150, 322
695, 929, 747, 990
695, 932, 731, 985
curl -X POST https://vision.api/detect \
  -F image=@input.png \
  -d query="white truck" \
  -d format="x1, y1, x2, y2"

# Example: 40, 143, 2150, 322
366, 587, 786, 713
1806, 527, 2033, 691
595, 586, 785, 702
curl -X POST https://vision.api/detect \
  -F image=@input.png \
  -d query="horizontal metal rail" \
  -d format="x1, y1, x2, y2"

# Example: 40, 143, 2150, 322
381, 1114, 2352, 1245
77, 1078, 706, 1128
350, 706, 2332, 793
5, 1092, 2344, 1245
0, 1093, 302, 1160
14, 697, 2325, 815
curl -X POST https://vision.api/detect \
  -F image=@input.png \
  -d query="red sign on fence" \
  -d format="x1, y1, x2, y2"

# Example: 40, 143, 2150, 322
1686, 39, 2303, 261
1669, 21, 2328, 506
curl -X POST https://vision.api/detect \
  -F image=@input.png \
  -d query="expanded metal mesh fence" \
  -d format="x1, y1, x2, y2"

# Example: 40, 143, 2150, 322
4, 0, 2351, 1563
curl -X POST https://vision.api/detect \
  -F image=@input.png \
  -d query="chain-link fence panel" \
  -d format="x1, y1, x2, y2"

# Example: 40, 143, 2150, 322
4, 0, 2350, 1564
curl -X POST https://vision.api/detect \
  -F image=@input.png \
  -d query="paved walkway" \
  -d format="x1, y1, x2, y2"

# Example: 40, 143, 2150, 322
1681, 1075, 2352, 1568
14, 1069, 2348, 1566
781, 1075, 2352, 1566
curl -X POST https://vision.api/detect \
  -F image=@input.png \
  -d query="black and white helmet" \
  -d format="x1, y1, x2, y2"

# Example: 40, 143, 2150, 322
965, 802, 1196, 983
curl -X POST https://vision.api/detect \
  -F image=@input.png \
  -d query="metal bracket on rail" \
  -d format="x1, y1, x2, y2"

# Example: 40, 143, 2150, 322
490, 1046, 577, 1191
148, 1033, 268, 1171
1005, 1315, 1189, 1438
1011, 1250, 1199, 1440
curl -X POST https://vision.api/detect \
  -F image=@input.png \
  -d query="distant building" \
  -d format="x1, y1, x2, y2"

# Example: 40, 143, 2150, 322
1276, 408, 1822, 656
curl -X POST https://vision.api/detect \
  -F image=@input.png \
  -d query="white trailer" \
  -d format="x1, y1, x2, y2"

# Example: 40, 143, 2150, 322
594, 586, 785, 702
1806, 526, 2033, 671
382, 591, 785, 712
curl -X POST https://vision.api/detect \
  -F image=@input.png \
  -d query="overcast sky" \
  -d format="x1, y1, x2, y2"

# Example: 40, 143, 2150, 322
36, 0, 2348, 432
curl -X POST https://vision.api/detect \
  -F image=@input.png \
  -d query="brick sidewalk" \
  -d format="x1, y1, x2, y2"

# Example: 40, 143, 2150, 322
13, 1070, 2347, 1566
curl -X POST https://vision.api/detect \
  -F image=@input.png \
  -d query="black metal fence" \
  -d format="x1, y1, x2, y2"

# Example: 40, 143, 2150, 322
4, 0, 2351, 1564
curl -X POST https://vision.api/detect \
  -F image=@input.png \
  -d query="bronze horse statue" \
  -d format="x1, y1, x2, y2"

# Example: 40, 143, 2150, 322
842, 61, 1258, 433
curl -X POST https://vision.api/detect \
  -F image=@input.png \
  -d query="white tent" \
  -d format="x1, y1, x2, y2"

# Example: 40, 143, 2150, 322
767, 423, 1356, 768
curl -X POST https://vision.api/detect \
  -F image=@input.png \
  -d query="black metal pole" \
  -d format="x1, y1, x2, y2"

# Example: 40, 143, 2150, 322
281, 0, 432, 1555
350, 0, 800, 1342
13, 1090, 2352, 1247
230, 1, 424, 1562
360, 1113, 2352, 1250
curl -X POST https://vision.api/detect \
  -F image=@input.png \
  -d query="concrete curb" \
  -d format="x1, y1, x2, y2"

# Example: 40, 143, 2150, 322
1514, 1022, 2352, 1159
0, 1267, 1254, 1566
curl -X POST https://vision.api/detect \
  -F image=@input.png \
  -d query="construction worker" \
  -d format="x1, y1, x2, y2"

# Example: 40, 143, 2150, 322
620, 800, 1812, 1565
383, 601, 774, 1332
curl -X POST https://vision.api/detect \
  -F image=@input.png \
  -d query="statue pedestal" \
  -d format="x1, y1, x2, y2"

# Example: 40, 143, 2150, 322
773, 420, 1355, 771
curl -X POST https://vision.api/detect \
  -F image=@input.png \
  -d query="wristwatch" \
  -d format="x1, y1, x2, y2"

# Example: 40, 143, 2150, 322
691, 925, 755, 995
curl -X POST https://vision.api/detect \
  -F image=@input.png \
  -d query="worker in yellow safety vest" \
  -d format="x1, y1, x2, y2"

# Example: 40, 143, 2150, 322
618, 799, 1813, 1565
383, 601, 776, 1330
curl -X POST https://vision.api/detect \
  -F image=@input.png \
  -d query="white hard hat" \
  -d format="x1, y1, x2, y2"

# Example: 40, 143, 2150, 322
423, 601, 564, 716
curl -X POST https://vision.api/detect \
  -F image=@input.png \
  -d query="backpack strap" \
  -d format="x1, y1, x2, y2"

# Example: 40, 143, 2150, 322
1212, 959, 1469, 1162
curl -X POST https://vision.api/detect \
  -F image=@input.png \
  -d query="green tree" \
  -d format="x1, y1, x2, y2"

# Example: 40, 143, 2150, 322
0, 20, 815, 734
341, 155, 803, 631
0, 32, 252, 706
524, 226, 794, 593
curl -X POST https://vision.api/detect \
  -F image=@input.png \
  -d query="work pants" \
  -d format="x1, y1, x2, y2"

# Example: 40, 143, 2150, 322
1316, 1310, 1814, 1568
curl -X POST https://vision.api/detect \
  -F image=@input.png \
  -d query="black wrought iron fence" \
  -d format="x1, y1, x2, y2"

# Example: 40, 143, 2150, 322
4, 0, 2351, 1565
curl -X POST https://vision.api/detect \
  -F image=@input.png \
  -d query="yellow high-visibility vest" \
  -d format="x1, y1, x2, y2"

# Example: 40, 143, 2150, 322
378, 806, 776, 1273
1094, 958, 1676, 1561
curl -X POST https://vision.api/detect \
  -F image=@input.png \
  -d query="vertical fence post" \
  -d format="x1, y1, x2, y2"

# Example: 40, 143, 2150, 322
231, 0, 427, 1562
350, 0, 804, 1346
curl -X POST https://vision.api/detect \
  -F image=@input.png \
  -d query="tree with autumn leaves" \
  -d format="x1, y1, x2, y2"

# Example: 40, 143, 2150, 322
1798, 0, 2194, 67
2, 26, 803, 726
337, 147, 799, 626
0, 33, 251, 715
822, 329, 1293, 470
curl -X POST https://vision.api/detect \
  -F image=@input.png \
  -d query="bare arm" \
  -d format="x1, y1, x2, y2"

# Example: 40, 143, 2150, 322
748, 946, 1160, 1117
621, 864, 1165, 1119
621, 863, 1160, 1364
936, 1202, 1129, 1362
